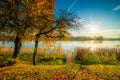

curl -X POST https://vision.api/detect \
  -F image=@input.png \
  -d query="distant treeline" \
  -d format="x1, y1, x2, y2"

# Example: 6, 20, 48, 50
70, 36, 120, 41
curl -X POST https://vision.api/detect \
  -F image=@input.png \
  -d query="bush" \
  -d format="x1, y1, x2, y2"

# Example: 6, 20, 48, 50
18, 53, 32, 61
109, 54, 119, 65
80, 53, 101, 65
100, 53, 119, 65
56, 59, 63, 65
75, 47, 120, 65
37, 57, 65, 65
78, 52, 119, 65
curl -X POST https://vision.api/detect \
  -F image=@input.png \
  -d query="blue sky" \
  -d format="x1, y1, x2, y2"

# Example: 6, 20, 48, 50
56, 0, 120, 38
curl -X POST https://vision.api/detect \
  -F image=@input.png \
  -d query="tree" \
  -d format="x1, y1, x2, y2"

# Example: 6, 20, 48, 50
96, 36, 103, 40
0, 0, 56, 60
0, 0, 81, 65
30, 0, 55, 65
32, 5, 81, 65
0, 0, 34, 58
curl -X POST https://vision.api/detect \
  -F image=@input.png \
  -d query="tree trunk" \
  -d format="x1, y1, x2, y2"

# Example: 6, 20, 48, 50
12, 35, 22, 58
33, 36, 39, 65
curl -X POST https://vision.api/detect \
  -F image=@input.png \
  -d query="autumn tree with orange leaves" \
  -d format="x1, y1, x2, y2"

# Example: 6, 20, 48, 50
0, 0, 36, 58
30, 0, 81, 65
31, 0, 56, 65
0, 0, 81, 65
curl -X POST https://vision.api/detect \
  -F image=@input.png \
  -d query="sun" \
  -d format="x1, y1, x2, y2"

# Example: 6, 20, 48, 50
89, 25, 97, 33
85, 23, 98, 34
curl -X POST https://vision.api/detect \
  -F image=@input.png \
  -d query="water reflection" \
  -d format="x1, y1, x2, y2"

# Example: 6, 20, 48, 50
0, 41, 120, 52
93, 40, 103, 43
57, 41, 120, 51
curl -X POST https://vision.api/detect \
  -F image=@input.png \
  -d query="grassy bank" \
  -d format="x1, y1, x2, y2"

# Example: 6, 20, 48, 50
0, 47, 120, 80
0, 63, 120, 80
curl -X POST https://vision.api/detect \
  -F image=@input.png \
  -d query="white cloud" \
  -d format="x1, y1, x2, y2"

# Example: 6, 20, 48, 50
113, 5, 120, 11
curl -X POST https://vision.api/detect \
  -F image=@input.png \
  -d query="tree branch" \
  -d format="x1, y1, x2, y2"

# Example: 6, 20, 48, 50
36, 22, 60, 38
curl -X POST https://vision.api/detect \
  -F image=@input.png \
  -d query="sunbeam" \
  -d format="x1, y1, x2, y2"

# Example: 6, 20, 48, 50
67, 0, 78, 11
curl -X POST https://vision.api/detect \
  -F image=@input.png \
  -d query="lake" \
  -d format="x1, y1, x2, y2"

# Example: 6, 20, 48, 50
0, 40, 120, 52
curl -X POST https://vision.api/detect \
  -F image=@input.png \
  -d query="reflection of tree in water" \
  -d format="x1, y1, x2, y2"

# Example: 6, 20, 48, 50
93, 40, 103, 44
93, 36, 103, 43
40, 42, 64, 59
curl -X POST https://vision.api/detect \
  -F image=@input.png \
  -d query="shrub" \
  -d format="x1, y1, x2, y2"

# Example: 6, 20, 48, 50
18, 53, 32, 61
56, 59, 63, 65
37, 57, 65, 65
99, 52, 119, 65
80, 53, 101, 65
75, 47, 120, 65
100, 53, 109, 64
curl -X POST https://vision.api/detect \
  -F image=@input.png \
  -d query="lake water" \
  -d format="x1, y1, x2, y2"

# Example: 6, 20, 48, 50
0, 41, 120, 51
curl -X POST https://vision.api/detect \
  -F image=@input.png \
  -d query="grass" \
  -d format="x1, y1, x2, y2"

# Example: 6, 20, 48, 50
0, 46, 120, 80
84, 65, 120, 80
0, 63, 120, 80
0, 63, 77, 80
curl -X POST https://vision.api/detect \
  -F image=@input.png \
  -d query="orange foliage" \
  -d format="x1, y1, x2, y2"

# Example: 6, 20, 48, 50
31, 0, 55, 28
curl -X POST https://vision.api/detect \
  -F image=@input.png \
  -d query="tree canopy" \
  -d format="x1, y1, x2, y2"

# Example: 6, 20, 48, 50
0, 0, 81, 65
